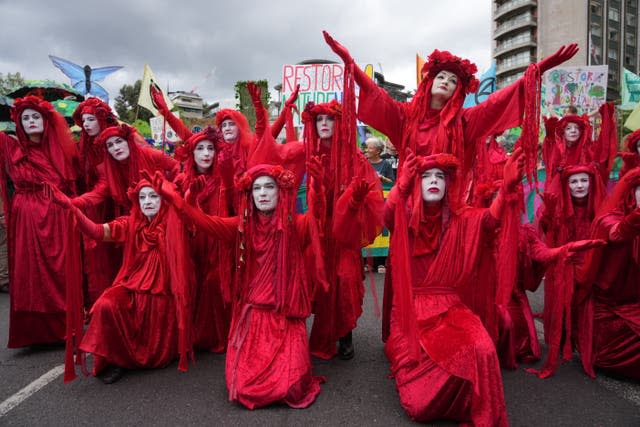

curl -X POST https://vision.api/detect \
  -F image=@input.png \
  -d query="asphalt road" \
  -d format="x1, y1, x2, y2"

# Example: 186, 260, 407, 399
1, 274, 639, 426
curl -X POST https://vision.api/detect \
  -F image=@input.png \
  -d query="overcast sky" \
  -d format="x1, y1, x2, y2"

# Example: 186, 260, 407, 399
0, 0, 492, 108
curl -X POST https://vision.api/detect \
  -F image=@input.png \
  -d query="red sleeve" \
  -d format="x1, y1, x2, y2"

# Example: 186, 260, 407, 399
355, 67, 407, 149
462, 78, 526, 142
73, 173, 110, 208
177, 201, 238, 241
106, 216, 131, 243
149, 148, 180, 180
158, 109, 193, 142
383, 186, 402, 232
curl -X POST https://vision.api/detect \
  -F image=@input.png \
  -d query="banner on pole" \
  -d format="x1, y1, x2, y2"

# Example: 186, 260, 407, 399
542, 65, 608, 116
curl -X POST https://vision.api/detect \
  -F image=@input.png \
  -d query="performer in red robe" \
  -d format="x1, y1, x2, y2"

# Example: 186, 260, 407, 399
49, 180, 193, 384
301, 100, 384, 360
382, 148, 526, 425
322, 31, 577, 185
173, 127, 232, 353
1, 96, 82, 348
543, 103, 617, 192
576, 167, 640, 379
71, 98, 121, 305
619, 129, 640, 178
148, 156, 326, 409
532, 164, 605, 378
72, 124, 179, 215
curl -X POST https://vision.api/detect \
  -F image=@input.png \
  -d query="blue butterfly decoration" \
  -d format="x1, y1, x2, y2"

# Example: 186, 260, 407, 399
49, 55, 123, 102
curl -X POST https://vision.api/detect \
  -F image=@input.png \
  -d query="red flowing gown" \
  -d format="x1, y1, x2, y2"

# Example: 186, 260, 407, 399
1, 133, 81, 348
80, 216, 179, 373
576, 210, 640, 379
178, 207, 323, 409
384, 189, 508, 426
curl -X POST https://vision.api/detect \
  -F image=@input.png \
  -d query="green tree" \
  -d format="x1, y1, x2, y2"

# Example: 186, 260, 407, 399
235, 80, 270, 130
0, 72, 26, 95
114, 80, 153, 124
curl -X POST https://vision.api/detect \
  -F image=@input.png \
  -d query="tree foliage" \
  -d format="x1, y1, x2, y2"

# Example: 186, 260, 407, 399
234, 80, 270, 130
114, 80, 153, 123
0, 72, 26, 96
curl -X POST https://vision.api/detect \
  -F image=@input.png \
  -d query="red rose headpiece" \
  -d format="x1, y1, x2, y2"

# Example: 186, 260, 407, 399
421, 49, 479, 94
416, 153, 461, 174
625, 128, 640, 153
235, 164, 295, 192
301, 100, 342, 123
72, 97, 117, 128
10, 95, 55, 124
96, 123, 134, 147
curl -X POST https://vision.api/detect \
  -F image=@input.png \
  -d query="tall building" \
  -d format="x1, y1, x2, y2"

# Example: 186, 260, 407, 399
492, 0, 640, 99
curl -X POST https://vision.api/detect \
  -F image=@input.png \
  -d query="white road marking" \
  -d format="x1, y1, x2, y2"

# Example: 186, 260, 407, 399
0, 364, 64, 417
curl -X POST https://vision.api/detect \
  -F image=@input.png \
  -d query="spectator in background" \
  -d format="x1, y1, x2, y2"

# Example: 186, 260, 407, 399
365, 136, 394, 184
381, 140, 399, 181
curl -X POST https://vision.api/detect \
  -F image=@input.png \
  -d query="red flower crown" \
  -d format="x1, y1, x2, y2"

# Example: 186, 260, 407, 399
421, 50, 479, 94
235, 164, 296, 191
10, 95, 55, 123
301, 100, 342, 123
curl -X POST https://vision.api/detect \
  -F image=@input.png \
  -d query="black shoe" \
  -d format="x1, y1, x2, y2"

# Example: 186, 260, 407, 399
338, 332, 354, 360
99, 366, 125, 384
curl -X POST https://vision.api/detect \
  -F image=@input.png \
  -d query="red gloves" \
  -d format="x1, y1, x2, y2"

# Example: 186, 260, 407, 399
618, 207, 640, 236
397, 149, 417, 197
537, 44, 579, 74
44, 183, 104, 240
323, 31, 355, 65
150, 84, 170, 114
186, 175, 206, 206
141, 170, 183, 209
503, 147, 525, 193
306, 155, 324, 194
350, 177, 370, 205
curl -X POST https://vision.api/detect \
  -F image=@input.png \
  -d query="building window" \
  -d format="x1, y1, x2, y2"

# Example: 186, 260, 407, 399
609, 8, 620, 22
627, 32, 636, 46
609, 28, 619, 41
609, 49, 618, 60
591, 1, 602, 16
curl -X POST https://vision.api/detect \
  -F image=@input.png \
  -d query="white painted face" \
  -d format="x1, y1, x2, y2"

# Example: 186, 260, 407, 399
421, 168, 446, 203
193, 140, 215, 173
568, 172, 590, 199
220, 119, 238, 143
316, 114, 335, 140
105, 136, 130, 161
138, 186, 161, 221
431, 70, 458, 100
252, 175, 279, 213
563, 122, 581, 145
21, 108, 44, 138
635, 185, 640, 207
82, 113, 100, 136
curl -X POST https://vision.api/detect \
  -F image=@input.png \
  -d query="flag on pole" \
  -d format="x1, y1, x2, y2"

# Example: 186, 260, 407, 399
416, 54, 425, 86
624, 100, 640, 131
137, 64, 174, 116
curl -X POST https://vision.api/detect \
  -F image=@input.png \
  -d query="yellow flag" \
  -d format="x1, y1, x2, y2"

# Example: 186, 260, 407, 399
137, 64, 174, 116
624, 100, 640, 131
416, 54, 426, 86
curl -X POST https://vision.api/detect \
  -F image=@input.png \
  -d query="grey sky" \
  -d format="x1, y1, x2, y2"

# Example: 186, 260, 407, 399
0, 0, 492, 108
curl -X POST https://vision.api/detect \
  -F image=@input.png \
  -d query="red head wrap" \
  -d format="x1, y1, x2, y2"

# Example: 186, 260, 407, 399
420, 49, 480, 95
10, 95, 78, 183
625, 128, 640, 153
72, 97, 117, 130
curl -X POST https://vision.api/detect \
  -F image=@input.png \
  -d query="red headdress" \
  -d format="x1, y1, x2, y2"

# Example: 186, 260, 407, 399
620, 130, 640, 178
215, 109, 254, 176
95, 123, 158, 208
598, 167, 640, 216
554, 115, 592, 165
10, 95, 78, 184
72, 97, 118, 188
558, 164, 604, 223
234, 163, 310, 317
402, 51, 479, 174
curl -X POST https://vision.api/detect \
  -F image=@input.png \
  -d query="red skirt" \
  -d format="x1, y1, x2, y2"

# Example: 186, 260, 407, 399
226, 305, 324, 409
80, 285, 178, 374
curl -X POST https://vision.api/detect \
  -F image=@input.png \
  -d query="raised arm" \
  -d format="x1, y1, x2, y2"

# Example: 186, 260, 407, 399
323, 31, 406, 146
150, 84, 194, 142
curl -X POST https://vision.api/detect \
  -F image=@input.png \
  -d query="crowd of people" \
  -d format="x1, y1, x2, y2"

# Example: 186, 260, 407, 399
1, 31, 639, 424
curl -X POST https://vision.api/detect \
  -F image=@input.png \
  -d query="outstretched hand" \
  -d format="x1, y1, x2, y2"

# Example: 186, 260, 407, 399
350, 177, 371, 204
565, 239, 606, 254
397, 148, 417, 196
140, 170, 179, 205
323, 31, 354, 65
503, 147, 525, 192
247, 81, 262, 106
186, 175, 207, 206
537, 43, 579, 74
306, 155, 325, 193
43, 182, 72, 209
540, 191, 559, 212
150, 84, 170, 114
285, 84, 300, 109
